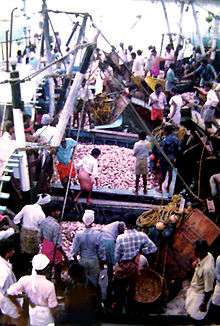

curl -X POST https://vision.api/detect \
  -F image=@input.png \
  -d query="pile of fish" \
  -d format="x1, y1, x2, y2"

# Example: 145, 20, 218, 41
56, 143, 157, 190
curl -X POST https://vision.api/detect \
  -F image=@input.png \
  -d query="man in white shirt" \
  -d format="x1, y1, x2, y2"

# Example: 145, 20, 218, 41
185, 240, 215, 321
202, 82, 219, 130
7, 253, 58, 326
0, 215, 15, 241
148, 84, 167, 126
132, 50, 145, 78
14, 194, 51, 265
75, 148, 101, 204
33, 114, 56, 145
1, 121, 14, 141
0, 239, 21, 324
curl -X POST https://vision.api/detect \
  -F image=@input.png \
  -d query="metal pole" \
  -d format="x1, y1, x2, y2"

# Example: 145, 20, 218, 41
9, 7, 18, 58
67, 15, 88, 74
210, 16, 220, 61
51, 43, 96, 147
176, 1, 185, 50
1, 43, 4, 61
66, 22, 79, 48
160, 33, 165, 56
191, 1, 205, 55
10, 65, 30, 191
5, 31, 9, 72
160, 0, 173, 46
42, 0, 55, 118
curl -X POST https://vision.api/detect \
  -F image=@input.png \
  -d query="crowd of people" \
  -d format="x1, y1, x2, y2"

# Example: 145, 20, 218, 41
0, 203, 220, 325
1, 25, 220, 326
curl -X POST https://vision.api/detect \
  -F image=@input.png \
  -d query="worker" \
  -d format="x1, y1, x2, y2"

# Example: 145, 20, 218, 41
113, 217, 157, 314
13, 194, 51, 271
209, 255, 220, 318
132, 49, 145, 79
185, 240, 215, 321
71, 210, 106, 287
165, 63, 178, 94
1, 121, 15, 141
158, 124, 180, 193
56, 136, 77, 190
202, 82, 219, 131
209, 173, 220, 198
0, 239, 22, 325
148, 83, 167, 127
133, 131, 151, 195
102, 221, 125, 280
168, 87, 183, 127
7, 253, 58, 326
75, 148, 101, 204
184, 58, 217, 87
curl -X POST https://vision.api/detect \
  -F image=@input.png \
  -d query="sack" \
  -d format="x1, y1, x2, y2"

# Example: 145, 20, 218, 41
41, 239, 63, 265
114, 256, 139, 279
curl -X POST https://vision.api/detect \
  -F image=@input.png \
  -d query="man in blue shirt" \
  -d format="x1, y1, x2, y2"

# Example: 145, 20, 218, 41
56, 137, 77, 190
158, 124, 180, 193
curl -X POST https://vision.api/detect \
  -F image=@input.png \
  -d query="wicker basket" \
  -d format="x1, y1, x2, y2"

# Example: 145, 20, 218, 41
134, 268, 164, 304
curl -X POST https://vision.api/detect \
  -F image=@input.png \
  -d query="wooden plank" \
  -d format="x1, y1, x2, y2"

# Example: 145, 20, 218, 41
0, 192, 10, 199
0, 205, 6, 212
0, 175, 11, 182
164, 209, 220, 281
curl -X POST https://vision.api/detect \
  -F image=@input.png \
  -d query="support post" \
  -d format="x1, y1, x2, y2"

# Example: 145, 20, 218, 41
210, 16, 220, 61
5, 31, 9, 72
176, 1, 184, 50
10, 64, 30, 192
42, 0, 55, 118
160, 0, 173, 46
191, 1, 205, 55
9, 7, 17, 58
51, 44, 96, 146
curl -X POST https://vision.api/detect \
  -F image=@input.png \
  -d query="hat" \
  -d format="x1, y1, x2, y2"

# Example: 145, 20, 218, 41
32, 253, 50, 271
37, 194, 51, 205
41, 114, 51, 126
82, 210, 95, 226
32, 254, 50, 292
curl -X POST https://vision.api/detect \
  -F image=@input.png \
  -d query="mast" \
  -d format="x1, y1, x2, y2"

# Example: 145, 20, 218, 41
210, 15, 220, 61
176, 1, 185, 50
42, 0, 55, 118
160, 0, 173, 46
191, 0, 205, 55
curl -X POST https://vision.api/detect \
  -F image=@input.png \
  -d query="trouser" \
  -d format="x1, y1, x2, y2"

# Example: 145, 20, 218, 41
185, 287, 211, 321
80, 258, 100, 287
113, 276, 135, 313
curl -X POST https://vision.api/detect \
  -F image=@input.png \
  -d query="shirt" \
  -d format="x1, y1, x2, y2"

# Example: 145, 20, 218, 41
165, 68, 177, 92
14, 203, 45, 231
205, 89, 219, 108
56, 138, 77, 165
190, 252, 215, 293
161, 134, 180, 161
40, 216, 62, 246
0, 228, 14, 241
33, 126, 57, 144
77, 154, 98, 178
0, 256, 18, 318
102, 221, 125, 241
149, 91, 167, 110
7, 275, 58, 308
195, 64, 217, 86
72, 228, 106, 261
169, 94, 183, 126
115, 229, 157, 263
133, 140, 149, 159
132, 55, 145, 77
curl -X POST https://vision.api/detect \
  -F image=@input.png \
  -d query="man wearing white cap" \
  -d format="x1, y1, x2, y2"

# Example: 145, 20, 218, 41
72, 210, 106, 286
14, 194, 51, 269
7, 253, 58, 326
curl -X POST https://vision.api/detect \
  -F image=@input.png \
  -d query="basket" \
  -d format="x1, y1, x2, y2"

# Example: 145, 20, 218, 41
134, 268, 164, 304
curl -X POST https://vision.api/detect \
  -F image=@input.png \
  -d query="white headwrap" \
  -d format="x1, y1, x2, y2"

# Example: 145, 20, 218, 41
82, 210, 95, 226
37, 194, 51, 205
32, 254, 50, 292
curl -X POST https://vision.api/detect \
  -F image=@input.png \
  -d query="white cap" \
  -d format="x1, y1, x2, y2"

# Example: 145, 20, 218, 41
37, 194, 51, 205
82, 210, 95, 226
41, 114, 51, 125
32, 253, 50, 271
32, 254, 50, 292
